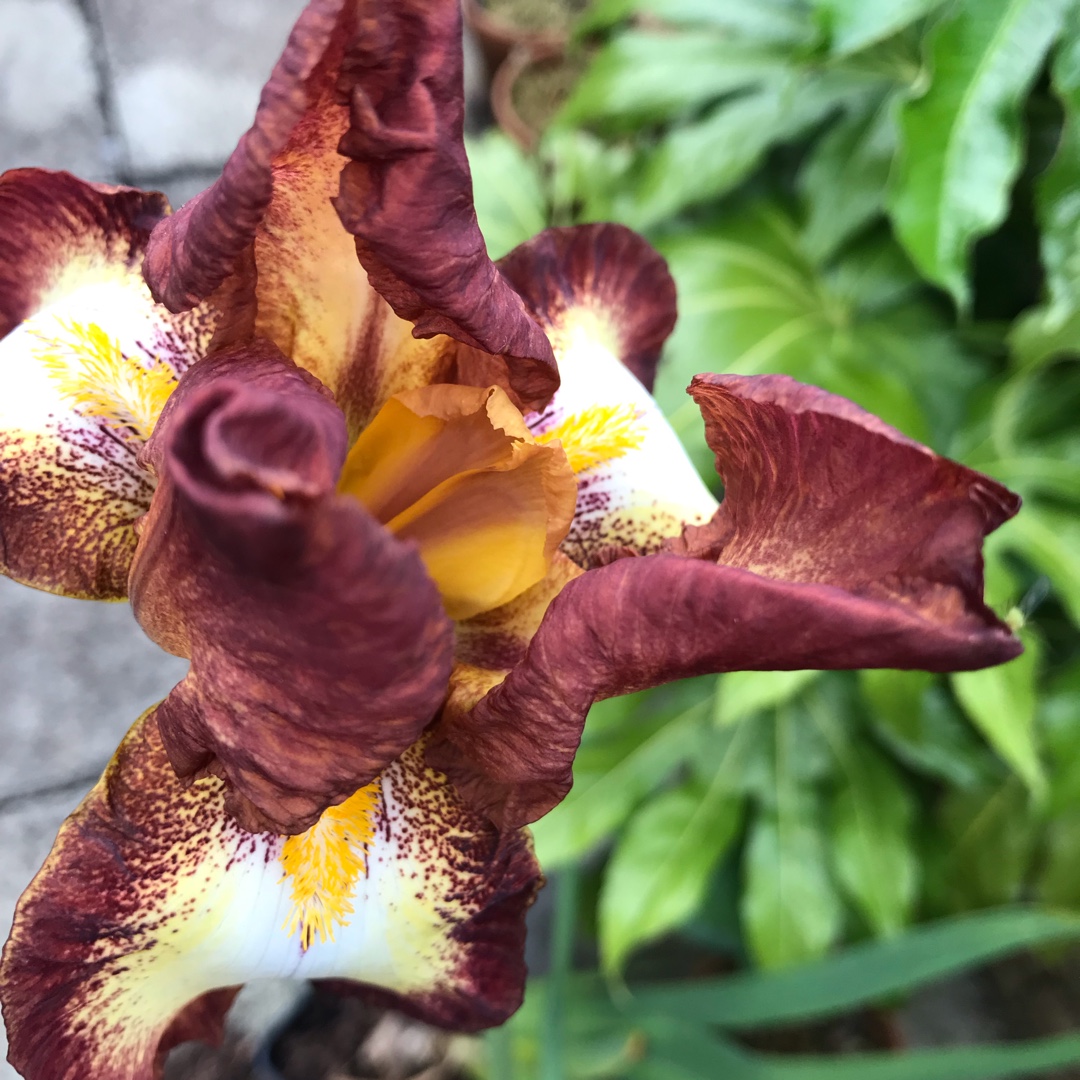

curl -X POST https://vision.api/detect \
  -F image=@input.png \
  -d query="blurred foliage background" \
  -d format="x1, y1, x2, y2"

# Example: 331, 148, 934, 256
461, 0, 1080, 1075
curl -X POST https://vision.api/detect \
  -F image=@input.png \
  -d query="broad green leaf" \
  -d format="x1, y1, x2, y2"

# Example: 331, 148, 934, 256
1008, 6, 1080, 369
465, 131, 547, 260
817, 0, 948, 56
576, 0, 814, 42
558, 31, 791, 131
800, 99, 898, 261
1039, 809, 1080, 907
742, 779, 842, 968
929, 778, 1041, 910
629, 906, 1080, 1026
860, 669, 990, 788
599, 778, 743, 972
888, 0, 1071, 307
951, 631, 1045, 796
621, 71, 875, 230
1042, 677, 1080, 813
828, 745, 918, 935
1001, 508, 1080, 626
714, 670, 820, 727
531, 697, 707, 867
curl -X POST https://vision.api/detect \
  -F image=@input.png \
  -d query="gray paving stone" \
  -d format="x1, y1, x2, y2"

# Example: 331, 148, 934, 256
96, 0, 308, 175
0, 0, 115, 180
0, 577, 188, 800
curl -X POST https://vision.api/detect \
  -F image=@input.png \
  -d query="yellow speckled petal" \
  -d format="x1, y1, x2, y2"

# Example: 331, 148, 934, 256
0, 171, 217, 598
0, 710, 539, 1080
499, 224, 719, 567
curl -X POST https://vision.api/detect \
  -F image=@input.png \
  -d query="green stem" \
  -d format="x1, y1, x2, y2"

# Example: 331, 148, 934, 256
541, 865, 581, 1080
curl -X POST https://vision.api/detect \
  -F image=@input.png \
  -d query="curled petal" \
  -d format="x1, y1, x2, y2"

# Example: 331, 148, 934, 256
145, 0, 557, 430
0, 712, 539, 1080
0, 170, 214, 598
498, 225, 717, 566
130, 347, 454, 833
434, 375, 1021, 829
340, 384, 577, 620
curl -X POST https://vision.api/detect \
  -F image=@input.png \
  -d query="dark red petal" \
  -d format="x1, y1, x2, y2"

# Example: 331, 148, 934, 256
333, 0, 558, 408
130, 345, 454, 833
497, 223, 678, 392
429, 373, 1021, 829
142, 0, 347, 312
0, 169, 168, 336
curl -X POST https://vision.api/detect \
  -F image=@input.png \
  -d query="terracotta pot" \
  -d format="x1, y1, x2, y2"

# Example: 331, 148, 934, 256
462, 0, 568, 75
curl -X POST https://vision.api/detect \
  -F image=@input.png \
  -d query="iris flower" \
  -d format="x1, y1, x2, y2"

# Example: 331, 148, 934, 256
0, 0, 1021, 1077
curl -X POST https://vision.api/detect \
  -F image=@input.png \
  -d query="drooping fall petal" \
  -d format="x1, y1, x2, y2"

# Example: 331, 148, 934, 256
340, 384, 577, 620
430, 374, 1021, 829
0, 711, 539, 1080
144, 0, 558, 434
130, 346, 454, 834
498, 224, 718, 565
0, 170, 215, 598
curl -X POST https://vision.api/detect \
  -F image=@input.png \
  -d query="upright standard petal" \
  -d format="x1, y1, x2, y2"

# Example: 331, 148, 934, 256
145, 0, 558, 434
0, 170, 215, 598
498, 225, 718, 566
130, 347, 454, 834
434, 374, 1022, 829
1, 712, 539, 1080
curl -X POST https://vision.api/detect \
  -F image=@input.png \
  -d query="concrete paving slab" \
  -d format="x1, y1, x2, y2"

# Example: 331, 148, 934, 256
0, 578, 188, 800
0, 0, 116, 180
95, 0, 307, 174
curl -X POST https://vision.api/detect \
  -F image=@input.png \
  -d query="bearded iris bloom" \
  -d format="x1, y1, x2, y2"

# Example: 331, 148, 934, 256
0, 0, 1022, 1077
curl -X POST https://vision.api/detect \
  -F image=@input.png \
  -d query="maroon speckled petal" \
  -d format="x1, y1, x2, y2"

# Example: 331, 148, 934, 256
497, 223, 677, 392
0, 715, 539, 1080
429, 374, 1021, 829
130, 345, 454, 833
0, 169, 219, 599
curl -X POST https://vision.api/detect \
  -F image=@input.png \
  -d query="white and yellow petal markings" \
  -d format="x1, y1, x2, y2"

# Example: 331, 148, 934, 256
30, 317, 178, 443
279, 782, 381, 950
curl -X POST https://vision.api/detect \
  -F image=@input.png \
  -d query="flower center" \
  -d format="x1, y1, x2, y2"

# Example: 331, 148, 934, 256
30, 317, 177, 443
533, 402, 646, 473
279, 782, 381, 951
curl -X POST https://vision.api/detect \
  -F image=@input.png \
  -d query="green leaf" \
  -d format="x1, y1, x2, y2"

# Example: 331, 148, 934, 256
800, 99, 898, 261
1008, 6, 1080, 369
1001, 508, 1080, 626
828, 745, 918, 935
817, 0, 949, 56
1039, 809, 1080, 907
558, 31, 791, 131
530, 695, 708, 868
465, 132, 547, 260
742, 778, 843, 968
887, 0, 1071, 307
599, 778, 743, 972
951, 631, 1045, 797
576, 0, 814, 42
714, 670, 821, 726
628, 906, 1080, 1026
929, 778, 1041, 910
621, 72, 872, 230
860, 669, 990, 788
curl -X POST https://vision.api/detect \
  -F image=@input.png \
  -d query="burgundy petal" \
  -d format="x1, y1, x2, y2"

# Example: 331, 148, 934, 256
333, 0, 558, 408
497, 223, 678, 392
429, 374, 1021, 829
130, 345, 454, 833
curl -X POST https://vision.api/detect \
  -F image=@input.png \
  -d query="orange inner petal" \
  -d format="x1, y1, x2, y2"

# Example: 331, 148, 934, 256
339, 385, 576, 620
